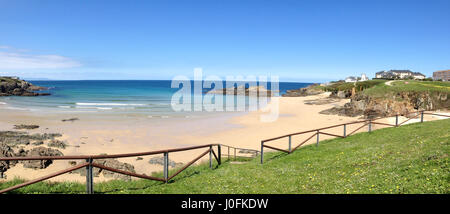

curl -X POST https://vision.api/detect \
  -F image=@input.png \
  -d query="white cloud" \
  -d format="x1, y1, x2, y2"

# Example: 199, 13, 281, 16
0, 50, 82, 69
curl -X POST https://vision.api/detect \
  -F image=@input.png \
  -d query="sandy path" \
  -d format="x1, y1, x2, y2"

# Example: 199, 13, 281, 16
385, 80, 395, 86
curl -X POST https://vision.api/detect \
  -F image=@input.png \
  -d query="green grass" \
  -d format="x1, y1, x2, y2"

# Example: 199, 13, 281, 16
321, 80, 386, 93
363, 80, 450, 98
0, 77, 19, 83
1, 119, 449, 194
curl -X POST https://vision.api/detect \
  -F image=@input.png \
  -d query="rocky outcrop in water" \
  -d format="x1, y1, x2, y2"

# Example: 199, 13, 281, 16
282, 84, 322, 97
0, 77, 49, 96
207, 85, 277, 96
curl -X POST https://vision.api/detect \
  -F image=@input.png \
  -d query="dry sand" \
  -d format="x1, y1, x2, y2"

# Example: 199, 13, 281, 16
0, 93, 448, 183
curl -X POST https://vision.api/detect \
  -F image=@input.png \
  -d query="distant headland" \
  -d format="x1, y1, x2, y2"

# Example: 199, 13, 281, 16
0, 76, 50, 96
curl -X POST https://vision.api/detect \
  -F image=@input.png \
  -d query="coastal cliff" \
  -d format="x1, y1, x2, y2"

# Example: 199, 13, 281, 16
0, 77, 49, 96
286, 80, 450, 118
321, 91, 449, 118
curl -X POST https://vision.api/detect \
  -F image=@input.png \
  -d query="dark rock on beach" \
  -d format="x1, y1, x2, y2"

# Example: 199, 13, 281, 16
319, 105, 364, 117
48, 139, 68, 149
304, 98, 341, 105
0, 131, 62, 147
62, 118, 79, 122
22, 147, 64, 169
148, 156, 182, 168
71, 157, 136, 181
13, 124, 40, 130
32, 141, 44, 146
0, 143, 14, 176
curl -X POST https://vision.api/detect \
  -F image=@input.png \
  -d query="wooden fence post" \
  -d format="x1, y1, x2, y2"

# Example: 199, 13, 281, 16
163, 152, 169, 182
343, 124, 346, 137
86, 158, 93, 194
218, 145, 221, 165
209, 146, 213, 169
260, 141, 264, 164
288, 135, 292, 153
316, 130, 319, 146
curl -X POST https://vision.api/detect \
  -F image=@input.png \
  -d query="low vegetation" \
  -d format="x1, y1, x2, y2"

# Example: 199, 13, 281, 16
1, 119, 448, 194
362, 80, 450, 98
321, 80, 386, 93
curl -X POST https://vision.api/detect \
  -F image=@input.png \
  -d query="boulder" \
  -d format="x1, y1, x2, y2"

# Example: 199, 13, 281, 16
71, 158, 136, 181
336, 90, 351, 98
148, 156, 182, 168
0, 143, 14, 175
0, 131, 62, 147
22, 147, 63, 169
48, 140, 67, 149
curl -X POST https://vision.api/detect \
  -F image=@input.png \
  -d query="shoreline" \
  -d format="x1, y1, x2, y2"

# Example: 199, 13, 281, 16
1, 93, 449, 183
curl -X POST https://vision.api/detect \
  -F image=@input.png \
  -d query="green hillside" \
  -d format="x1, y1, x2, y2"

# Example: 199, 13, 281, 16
1, 119, 449, 194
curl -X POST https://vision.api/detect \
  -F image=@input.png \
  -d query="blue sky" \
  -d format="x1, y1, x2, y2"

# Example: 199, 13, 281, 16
0, 0, 449, 82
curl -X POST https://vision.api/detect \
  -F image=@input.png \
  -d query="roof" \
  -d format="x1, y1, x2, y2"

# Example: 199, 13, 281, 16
389, 70, 413, 74
434, 70, 450, 73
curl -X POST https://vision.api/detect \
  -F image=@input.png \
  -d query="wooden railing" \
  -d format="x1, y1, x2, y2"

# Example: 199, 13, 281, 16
0, 143, 258, 194
260, 111, 449, 164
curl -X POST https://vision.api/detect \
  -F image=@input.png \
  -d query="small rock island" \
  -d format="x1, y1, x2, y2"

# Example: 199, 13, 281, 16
0, 76, 50, 96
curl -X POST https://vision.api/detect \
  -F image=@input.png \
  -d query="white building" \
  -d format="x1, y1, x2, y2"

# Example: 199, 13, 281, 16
345, 74, 368, 83
376, 70, 426, 80
360, 73, 369, 81
345, 76, 358, 83
412, 72, 426, 80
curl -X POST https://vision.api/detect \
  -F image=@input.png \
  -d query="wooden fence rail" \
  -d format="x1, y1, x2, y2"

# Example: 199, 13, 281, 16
0, 143, 260, 194
260, 111, 449, 164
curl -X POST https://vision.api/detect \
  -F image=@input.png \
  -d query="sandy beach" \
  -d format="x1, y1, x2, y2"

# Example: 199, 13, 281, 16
0, 93, 448, 183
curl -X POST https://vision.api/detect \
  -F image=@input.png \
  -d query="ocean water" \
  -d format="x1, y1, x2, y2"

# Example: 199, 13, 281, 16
0, 80, 312, 117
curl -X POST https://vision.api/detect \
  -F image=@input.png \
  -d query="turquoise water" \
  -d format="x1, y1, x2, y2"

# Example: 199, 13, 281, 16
0, 80, 312, 116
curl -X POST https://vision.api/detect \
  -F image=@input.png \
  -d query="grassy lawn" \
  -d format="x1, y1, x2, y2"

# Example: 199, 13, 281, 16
1, 119, 449, 194
363, 80, 450, 98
